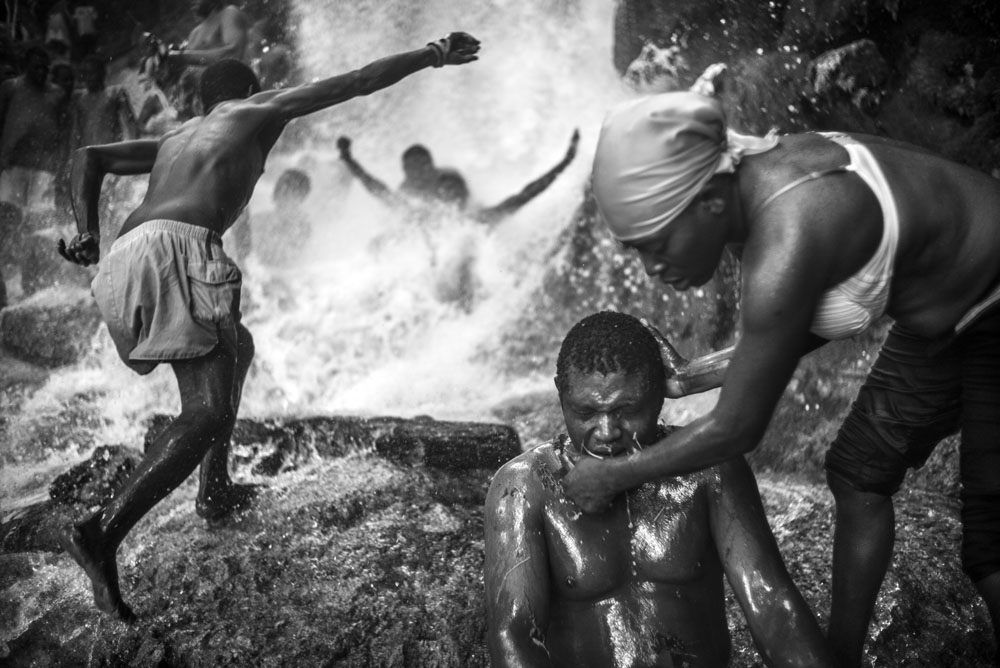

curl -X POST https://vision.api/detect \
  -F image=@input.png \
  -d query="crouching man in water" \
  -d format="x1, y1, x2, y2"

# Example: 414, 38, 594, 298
484, 311, 833, 667
56, 33, 481, 622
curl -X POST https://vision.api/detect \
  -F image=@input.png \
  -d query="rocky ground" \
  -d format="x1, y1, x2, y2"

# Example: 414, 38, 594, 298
0, 406, 992, 667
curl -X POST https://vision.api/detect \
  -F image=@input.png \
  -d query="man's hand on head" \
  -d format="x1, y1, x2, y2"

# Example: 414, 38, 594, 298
639, 317, 692, 398
428, 32, 480, 67
57, 233, 100, 266
561, 457, 619, 514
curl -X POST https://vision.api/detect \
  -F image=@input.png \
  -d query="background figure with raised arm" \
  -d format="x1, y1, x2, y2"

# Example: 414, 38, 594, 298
561, 91, 1000, 666
336, 129, 579, 226
485, 310, 834, 668
55, 32, 481, 623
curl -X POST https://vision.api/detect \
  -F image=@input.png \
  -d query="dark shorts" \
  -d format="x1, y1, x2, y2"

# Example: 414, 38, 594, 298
91, 220, 242, 375
825, 307, 1000, 579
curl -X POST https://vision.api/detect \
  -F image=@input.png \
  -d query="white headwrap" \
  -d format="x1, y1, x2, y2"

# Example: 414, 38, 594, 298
592, 91, 778, 242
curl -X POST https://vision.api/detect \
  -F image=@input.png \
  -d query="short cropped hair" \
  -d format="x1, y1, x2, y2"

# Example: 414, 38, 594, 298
555, 311, 666, 397
200, 58, 261, 111
274, 168, 311, 199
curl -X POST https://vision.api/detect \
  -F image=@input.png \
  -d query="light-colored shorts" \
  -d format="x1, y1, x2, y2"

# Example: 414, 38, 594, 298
91, 219, 242, 375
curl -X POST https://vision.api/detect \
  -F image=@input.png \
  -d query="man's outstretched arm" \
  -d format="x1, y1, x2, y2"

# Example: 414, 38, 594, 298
708, 458, 835, 668
484, 456, 554, 668
476, 129, 579, 226
336, 136, 397, 205
59, 140, 159, 266
255, 33, 479, 122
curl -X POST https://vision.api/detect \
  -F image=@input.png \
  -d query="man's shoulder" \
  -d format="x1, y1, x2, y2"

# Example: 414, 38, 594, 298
495, 440, 555, 476
489, 440, 562, 498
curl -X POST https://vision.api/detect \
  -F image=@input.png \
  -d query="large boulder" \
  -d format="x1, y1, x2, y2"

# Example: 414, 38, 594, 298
0, 286, 102, 367
613, 0, 1000, 168
0, 445, 143, 553
143, 413, 522, 475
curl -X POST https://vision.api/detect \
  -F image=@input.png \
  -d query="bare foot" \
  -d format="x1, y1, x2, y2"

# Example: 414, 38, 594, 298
196, 482, 260, 522
59, 521, 137, 623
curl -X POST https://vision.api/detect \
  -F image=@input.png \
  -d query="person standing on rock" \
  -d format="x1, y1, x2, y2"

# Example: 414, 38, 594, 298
56, 33, 481, 622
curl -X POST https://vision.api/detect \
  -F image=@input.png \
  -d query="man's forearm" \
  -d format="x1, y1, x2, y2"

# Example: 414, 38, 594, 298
342, 154, 391, 200
667, 344, 735, 395
346, 47, 439, 99
616, 415, 755, 489
70, 148, 103, 236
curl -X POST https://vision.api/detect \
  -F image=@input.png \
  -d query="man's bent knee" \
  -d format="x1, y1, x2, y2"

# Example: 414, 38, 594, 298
178, 406, 236, 441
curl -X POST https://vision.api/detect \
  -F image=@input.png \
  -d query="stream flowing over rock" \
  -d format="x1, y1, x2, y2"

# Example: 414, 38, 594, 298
1, 418, 990, 667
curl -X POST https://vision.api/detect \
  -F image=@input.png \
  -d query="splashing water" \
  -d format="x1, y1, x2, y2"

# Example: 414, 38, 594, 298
230, 0, 630, 419
1, 0, 717, 507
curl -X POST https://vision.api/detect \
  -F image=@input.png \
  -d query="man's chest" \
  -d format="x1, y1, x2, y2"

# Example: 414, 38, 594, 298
544, 483, 714, 600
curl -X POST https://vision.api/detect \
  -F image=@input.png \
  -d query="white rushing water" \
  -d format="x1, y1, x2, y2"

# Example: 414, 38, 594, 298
2, 0, 723, 510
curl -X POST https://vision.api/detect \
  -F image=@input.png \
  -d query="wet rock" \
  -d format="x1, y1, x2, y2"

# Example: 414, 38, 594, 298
0, 461, 990, 667
778, 0, 895, 54
0, 445, 142, 553
613, 0, 786, 83
809, 38, 890, 123
906, 30, 981, 118
613, 0, 1000, 170
716, 52, 815, 133
48, 444, 142, 507
0, 286, 102, 367
144, 413, 522, 475
0, 501, 77, 554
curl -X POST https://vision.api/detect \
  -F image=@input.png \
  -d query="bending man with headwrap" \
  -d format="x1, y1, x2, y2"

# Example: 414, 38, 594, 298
564, 91, 1000, 666
56, 34, 481, 622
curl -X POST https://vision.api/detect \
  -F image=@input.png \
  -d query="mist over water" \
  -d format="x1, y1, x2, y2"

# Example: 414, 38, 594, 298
236, 0, 628, 419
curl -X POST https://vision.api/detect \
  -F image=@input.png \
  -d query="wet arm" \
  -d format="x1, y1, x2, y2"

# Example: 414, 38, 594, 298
651, 333, 827, 398
263, 47, 442, 121
709, 458, 834, 667
340, 150, 395, 203
484, 461, 554, 668
477, 130, 580, 226
70, 140, 159, 236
